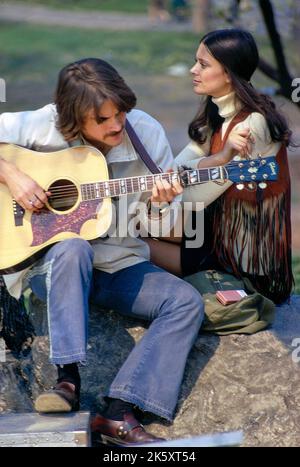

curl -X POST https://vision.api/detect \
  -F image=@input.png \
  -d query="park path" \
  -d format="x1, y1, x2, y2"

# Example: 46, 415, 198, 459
0, 1, 193, 32
0, 1, 294, 36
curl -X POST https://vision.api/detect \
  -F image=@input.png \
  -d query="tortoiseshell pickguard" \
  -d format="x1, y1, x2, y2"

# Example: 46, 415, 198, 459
30, 200, 102, 246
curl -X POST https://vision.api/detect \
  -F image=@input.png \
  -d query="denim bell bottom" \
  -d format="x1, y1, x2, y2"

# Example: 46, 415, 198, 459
28, 238, 204, 421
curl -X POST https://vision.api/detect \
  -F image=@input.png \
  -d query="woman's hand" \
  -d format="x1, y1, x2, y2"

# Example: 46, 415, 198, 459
0, 159, 50, 211
221, 127, 254, 162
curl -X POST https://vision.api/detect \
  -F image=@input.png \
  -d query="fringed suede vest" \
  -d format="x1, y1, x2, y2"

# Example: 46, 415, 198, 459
208, 110, 293, 304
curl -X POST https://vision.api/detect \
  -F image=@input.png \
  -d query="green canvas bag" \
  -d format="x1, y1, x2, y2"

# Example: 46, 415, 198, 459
184, 270, 275, 335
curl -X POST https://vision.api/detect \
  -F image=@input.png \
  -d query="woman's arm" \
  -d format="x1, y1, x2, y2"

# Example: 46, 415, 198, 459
197, 127, 252, 168
175, 139, 210, 169
232, 112, 281, 157
174, 115, 277, 207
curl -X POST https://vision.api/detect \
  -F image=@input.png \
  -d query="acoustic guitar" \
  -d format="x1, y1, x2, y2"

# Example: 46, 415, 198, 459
0, 144, 278, 273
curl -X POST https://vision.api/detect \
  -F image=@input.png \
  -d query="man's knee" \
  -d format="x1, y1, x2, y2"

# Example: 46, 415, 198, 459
52, 238, 94, 265
173, 279, 204, 324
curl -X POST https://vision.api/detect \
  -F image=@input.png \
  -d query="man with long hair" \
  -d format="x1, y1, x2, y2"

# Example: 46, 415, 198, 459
0, 58, 204, 445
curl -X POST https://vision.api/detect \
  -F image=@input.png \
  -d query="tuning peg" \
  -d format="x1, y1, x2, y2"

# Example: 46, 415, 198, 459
236, 183, 245, 190
258, 182, 267, 189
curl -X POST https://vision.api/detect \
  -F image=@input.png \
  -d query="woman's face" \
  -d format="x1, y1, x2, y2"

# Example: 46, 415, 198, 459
191, 42, 233, 98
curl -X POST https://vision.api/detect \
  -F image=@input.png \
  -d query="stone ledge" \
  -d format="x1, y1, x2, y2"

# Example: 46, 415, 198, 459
0, 295, 299, 447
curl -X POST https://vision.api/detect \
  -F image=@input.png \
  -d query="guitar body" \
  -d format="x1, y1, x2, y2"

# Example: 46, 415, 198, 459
0, 144, 278, 274
0, 144, 112, 273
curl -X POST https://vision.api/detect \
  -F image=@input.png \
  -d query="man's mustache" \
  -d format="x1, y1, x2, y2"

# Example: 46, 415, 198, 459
106, 127, 124, 137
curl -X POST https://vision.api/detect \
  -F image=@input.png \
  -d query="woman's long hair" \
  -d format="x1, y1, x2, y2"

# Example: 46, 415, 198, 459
189, 28, 292, 146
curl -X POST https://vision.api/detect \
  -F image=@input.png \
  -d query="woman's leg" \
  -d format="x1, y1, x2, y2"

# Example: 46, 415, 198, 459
143, 238, 182, 276
144, 209, 218, 277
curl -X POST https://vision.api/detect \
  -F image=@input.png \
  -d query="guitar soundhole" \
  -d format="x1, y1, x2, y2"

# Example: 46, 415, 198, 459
48, 179, 78, 212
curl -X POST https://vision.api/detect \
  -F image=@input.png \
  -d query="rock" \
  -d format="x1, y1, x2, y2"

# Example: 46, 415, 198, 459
0, 295, 300, 446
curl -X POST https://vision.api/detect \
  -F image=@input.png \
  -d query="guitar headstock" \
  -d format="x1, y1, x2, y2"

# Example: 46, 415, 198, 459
224, 156, 278, 185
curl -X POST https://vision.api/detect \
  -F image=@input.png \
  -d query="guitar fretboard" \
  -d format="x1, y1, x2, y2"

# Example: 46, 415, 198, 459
80, 167, 220, 200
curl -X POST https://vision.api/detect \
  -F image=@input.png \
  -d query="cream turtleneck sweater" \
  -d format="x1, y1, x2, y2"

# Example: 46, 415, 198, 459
175, 91, 280, 206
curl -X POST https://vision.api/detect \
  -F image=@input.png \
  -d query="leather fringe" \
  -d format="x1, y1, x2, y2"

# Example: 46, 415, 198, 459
209, 191, 293, 304
208, 109, 294, 305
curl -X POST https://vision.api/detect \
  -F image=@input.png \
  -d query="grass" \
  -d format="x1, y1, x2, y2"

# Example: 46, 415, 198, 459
0, 21, 298, 82
12, 0, 148, 14
0, 22, 292, 86
0, 23, 197, 82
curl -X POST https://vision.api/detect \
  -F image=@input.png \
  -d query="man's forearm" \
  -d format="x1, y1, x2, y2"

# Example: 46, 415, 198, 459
0, 157, 9, 183
0, 155, 16, 184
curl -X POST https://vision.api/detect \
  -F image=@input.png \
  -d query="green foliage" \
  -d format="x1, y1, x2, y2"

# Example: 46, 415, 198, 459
12, 0, 148, 14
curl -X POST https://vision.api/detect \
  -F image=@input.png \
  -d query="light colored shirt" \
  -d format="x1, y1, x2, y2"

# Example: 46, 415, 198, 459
0, 104, 178, 297
175, 91, 280, 207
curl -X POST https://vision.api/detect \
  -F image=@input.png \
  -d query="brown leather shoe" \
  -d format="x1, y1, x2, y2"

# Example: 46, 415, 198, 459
91, 412, 165, 446
34, 381, 79, 413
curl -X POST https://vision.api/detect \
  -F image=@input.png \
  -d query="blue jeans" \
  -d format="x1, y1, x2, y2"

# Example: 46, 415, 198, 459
28, 238, 204, 421
27, 238, 93, 363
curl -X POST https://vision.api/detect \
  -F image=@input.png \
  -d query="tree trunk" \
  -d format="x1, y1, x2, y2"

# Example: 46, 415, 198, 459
258, 0, 294, 101
191, 0, 211, 33
292, 0, 300, 42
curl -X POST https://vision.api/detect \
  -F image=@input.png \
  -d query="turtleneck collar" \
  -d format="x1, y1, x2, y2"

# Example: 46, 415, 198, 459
211, 91, 242, 120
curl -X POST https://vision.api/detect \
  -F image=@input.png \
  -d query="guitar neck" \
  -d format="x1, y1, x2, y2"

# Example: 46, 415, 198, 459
80, 167, 220, 201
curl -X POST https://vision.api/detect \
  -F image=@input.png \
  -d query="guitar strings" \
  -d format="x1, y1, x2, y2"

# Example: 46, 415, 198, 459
46, 161, 264, 190
46, 160, 266, 198
47, 177, 249, 199
46, 168, 232, 193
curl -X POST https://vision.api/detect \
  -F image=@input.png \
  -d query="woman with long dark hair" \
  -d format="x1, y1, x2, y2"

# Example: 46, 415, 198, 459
145, 28, 294, 304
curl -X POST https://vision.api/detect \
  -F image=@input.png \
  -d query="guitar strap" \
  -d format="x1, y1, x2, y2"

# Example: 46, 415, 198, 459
125, 119, 162, 174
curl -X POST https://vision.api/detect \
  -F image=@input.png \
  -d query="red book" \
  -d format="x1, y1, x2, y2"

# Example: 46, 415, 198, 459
216, 289, 248, 305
